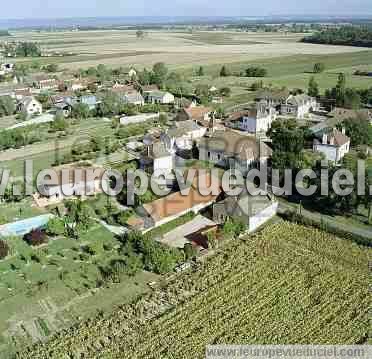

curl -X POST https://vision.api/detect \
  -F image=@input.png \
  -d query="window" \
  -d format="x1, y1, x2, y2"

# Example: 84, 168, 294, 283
207, 151, 211, 159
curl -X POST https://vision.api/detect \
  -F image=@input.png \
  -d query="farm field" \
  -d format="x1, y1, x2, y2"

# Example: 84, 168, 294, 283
19, 222, 370, 359
8, 30, 372, 71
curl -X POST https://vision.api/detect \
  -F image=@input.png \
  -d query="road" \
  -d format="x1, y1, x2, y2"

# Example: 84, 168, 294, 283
278, 201, 372, 240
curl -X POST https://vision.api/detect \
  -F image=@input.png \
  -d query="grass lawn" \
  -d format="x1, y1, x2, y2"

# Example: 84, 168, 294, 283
0, 200, 46, 224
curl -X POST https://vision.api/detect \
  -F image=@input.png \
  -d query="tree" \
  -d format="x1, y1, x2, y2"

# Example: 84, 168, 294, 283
0, 95, 15, 117
251, 81, 264, 91
15, 42, 41, 57
220, 65, 230, 77
308, 76, 319, 97
269, 119, 305, 174
313, 63, 325, 73
152, 62, 168, 87
72, 103, 90, 119
46, 218, 65, 236
341, 117, 372, 146
65, 200, 94, 238
344, 88, 361, 109
96, 92, 121, 117
223, 218, 245, 238
138, 68, 152, 86
184, 243, 197, 260
207, 231, 218, 249
136, 30, 146, 39
219, 87, 231, 97
197, 66, 204, 76
50, 112, 68, 132
335, 73, 346, 106
245, 67, 267, 77
44, 63, 59, 73
0, 240, 9, 259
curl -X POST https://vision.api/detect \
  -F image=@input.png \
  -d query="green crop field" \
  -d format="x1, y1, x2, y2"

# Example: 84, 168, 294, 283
19, 222, 370, 359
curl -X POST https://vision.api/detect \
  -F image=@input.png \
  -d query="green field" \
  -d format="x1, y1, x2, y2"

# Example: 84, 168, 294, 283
19, 222, 370, 358
187, 51, 372, 100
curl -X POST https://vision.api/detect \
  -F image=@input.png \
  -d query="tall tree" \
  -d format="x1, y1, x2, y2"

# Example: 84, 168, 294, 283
308, 76, 319, 97
220, 65, 230, 77
335, 73, 346, 106
313, 63, 325, 73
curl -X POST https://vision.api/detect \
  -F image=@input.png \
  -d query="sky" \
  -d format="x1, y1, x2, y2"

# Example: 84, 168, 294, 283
0, 0, 371, 19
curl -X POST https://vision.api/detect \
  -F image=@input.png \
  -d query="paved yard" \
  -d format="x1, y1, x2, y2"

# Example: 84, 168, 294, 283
157, 215, 216, 248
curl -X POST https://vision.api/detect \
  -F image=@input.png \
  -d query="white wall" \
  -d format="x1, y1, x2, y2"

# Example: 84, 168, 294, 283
154, 155, 173, 172
249, 202, 278, 233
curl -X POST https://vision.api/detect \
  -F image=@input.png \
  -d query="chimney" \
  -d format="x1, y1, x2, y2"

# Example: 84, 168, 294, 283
322, 133, 328, 145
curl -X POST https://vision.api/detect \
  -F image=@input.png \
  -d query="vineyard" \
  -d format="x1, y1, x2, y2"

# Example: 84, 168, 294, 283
18, 222, 370, 359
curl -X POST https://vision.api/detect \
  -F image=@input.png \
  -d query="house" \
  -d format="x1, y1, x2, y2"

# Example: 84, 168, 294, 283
31, 75, 59, 91
62, 78, 88, 92
139, 172, 221, 231
227, 103, 276, 136
176, 105, 212, 124
161, 119, 207, 154
17, 96, 42, 116
313, 128, 350, 163
33, 166, 107, 207
256, 89, 290, 109
144, 90, 175, 104
122, 91, 145, 106
0, 63, 14, 76
54, 101, 73, 117
141, 84, 159, 92
280, 94, 317, 119
213, 190, 278, 233
127, 68, 137, 78
198, 130, 272, 175
79, 95, 99, 110
329, 107, 372, 125
140, 140, 174, 174
120, 113, 159, 126
14, 87, 32, 100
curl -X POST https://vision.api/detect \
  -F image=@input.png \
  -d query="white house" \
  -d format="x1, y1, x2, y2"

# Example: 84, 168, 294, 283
313, 128, 350, 163
281, 94, 317, 119
161, 119, 207, 153
122, 91, 145, 106
144, 90, 175, 104
128, 68, 137, 78
33, 167, 106, 207
0, 63, 14, 76
228, 103, 276, 136
120, 113, 158, 126
198, 130, 272, 176
17, 96, 42, 116
140, 141, 174, 174
213, 190, 278, 233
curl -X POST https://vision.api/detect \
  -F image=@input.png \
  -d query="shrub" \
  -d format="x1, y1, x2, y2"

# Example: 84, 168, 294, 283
24, 229, 48, 246
46, 218, 65, 236
0, 240, 9, 259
